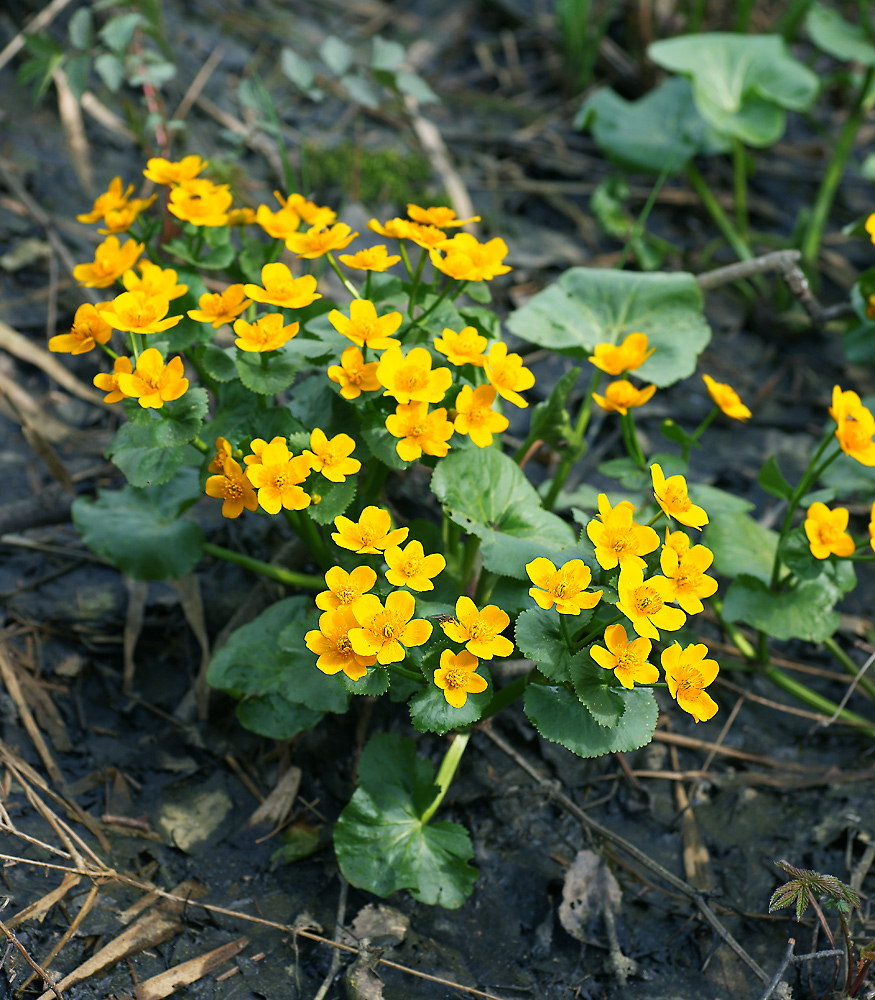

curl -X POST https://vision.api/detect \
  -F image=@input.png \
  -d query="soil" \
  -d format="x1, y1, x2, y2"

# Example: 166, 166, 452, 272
2, 2, 875, 999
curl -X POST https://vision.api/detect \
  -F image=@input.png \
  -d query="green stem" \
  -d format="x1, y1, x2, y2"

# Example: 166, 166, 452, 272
411, 280, 459, 332
574, 613, 623, 650
474, 570, 498, 606
184, 348, 218, 394
397, 241, 414, 280
683, 407, 719, 462
364, 271, 372, 301
801, 65, 875, 265
620, 410, 646, 468
189, 436, 209, 454
763, 664, 875, 738
479, 670, 534, 722
574, 368, 603, 440
685, 162, 756, 265
358, 461, 389, 509
823, 636, 875, 702
202, 542, 323, 589
542, 369, 602, 512
100, 343, 120, 361
326, 252, 362, 300
732, 138, 749, 239
387, 661, 425, 683
710, 596, 758, 659
461, 534, 481, 590
407, 249, 427, 318
420, 732, 471, 824
617, 149, 677, 270
284, 509, 332, 571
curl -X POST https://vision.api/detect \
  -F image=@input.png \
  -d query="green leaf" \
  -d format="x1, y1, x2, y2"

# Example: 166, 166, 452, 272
515, 607, 577, 682
320, 35, 354, 76
806, 3, 875, 66
307, 476, 357, 524
465, 281, 491, 304
506, 268, 711, 388
705, 510, 777, 584
432, 448, 576, 579
334, 733, 478, 908
94, 52, 124, 91
99, 12, 145, 52
371, 36, 406, 71
105, 419, 185, 488
163, 388, 208, 445
530, 367, 580, 451
395, 70, 439, 104
64, 53, 91, 100
778, 528, 856, 593
343, 668, 390, 696
569, 651, 625, 728
648, 33, 819, 146
358, 411, 408, 470
69, 8, 93, 50
72, 472, 203, 580
237, 697, 323, 741
339, 72, 380, 108
524, 683, 657, 758
722, 573, 841, 643
576, 77, 729, 174
281, 47, 315, 90
758, 455, 794, 501
687, 483, 754, 515
660, 418, 696, 450
235, 349, 301, 395
199, 344, 239, 382
409, 665, 492, 734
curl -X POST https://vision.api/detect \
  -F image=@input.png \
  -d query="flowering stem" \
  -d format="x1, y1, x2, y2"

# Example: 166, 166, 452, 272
461, 534, 481, 590
283, 510, 332, 571
685, 162, 758, 269
326, 253, 361, 300
184, 348, 218, 394
100, 343, 120, 361
364, 271, 372, 301
397, 241, 414, 280
201, 542, 323, 589
420, 732, 471, 825
542, 369, 603, 511
387, 661, 425, 683
479, 670, 535, 721
683, 407, 718, 462
763, 664, 875, 738
128, 332, 142, 363
411, 280, 457, 332
474, 570, 497, 606
189, 436, 209, 454
407, 249, 427, 318
574, 613, 623, 650
645, 510, 665, 528
732, 138, 749, 242
358, 461, 389, 510
620, 410, 646, 468
822, 636, 875, 703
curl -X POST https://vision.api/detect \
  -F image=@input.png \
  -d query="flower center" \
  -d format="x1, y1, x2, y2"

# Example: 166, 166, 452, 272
402, 558, 423, 577
634, 587, 662, 616
554, 581, 569, 598
664, 485, 691, 512
338, 636, 353, 654
336, 586, 356, 604
225, 480, 243, 500
398, 364, 425, 390
443, 666, 466, 689
468, 620, 486, 639
381, 621, 397, 639
677, 668, 703, 692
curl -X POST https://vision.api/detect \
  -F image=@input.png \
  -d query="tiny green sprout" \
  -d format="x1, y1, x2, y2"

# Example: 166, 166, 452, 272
769, 860, 861, 922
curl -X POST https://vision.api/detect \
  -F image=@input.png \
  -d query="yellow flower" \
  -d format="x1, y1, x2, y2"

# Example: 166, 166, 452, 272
332, 506, 408, 554
434, 326, 487, 367
368, 217, 414, 239
285, 223, 357, 258
143, 155, 208, 186
429, 233, 511, 281
205, 457, 258, 519
407, 204, 480, 228
93, 356, 133, 403
73, 236, 144, 288
870, 501, 875, 554
337, 245, 401, 271
434, 650, 487, 708
453, 384, 509, 448
99, 290, 183, 335
49, 302, 112, 354
256, 200, 302, 240
233, 314, 299, 352
384, 541, 446, 591
592, 379, 656, 415
303, 428, 360, 482
804, 502, 856, 560
662, 642, 719, 722
378, 346, 453, 405
650, 463, 708, 530
123, 261, 188, 301
616, 566, 686, 640
404, 223, 450, 250
243, 264, 321, 310
586, 494, 660, 571
228, 207, 256, 226
116, 348, 189, 409
830, 386, 875, 466
588, 332, 654, 376
305, 606, 376, 681
526, 558, 602, 615
590, 624, 658, 690
168, 178, 233, 226
385, 402, 454, 461
349, 590, 433, 665
441, 597, 513, 659
77, 177, 134, 224
484, 342, 535, 408
659, 538, 718, 614
245, 438, 311, 514
702, 374, 751, 421
187, 285, 252, 328
663, 527, 691, 560
327, 346, 381, 400
243, 438, 268, 467
316, 565, 378, 612
867, 213, 875, 244
207, 436, 233, 475
328, 299, 402, 351
98, 196, 156, 234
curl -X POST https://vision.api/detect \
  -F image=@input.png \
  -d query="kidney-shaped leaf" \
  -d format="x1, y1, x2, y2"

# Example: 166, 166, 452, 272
506, 268, 711, 388
722, 573, 841, 643
806, 3, 875, 66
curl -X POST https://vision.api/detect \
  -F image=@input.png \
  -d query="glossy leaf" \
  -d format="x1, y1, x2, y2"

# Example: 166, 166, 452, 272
806, 3, 875, 66
705, 510, 777, 584
722, 573, 841, 642
409, 664, 492, 734
569, 651, 626, 728
515, 607, 579, 682
758, 455, 794, 501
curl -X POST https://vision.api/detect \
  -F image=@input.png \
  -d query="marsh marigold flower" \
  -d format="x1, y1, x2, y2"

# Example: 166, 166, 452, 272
651, 463, 708, 530
526, 558, 602, 615
349, 590, 432, 665
385, 401, 454, 461
662, 642, 719, 722
434, 326, 487, 367
434, 650, 487, 708
256, 200, 301, 240
616, 566, 686, 640
316, 565, 377, 612
368, 217, 413, 240
659, 535, 718, 614
243, 264, 321, 310
99, 196, 156, 235
116, 348, 188, 409
188, 285, 251, 328
305, 606, 376, 681
804, 502, 856, 560
233, 314, 299, 352
407, 204, 480, 229
303, 428, 360, 482
404, 223, 450, 251
869, 501, 875, 554
484, 342, 534, 408
328, 346, 381, 400
441, 597, 513, 659
205, 457, 258, 519
332, 506, 408, 554
592, 379, 656, 415
429, 233, 511, 281
245, 438, 311, 514
285, 222, 357, 258
586, 494, 659, 571
77, 177, 134, 224
73, 236, 143, 288
99, 291, 183, 336
93, 356, 133, 403
453, 384, 508, 447
830, 386, 875, 465
588, 332, 654, 376
338, 245, 401, 271
123, 261, 187, 301
49, 303, 112, 354
702, 374, 751, 421
329, 299, 402, 351
168, 178, 232, 227
384, 541, 446, 591
143, 155, 208, 186
208, 436, 233, 475
378, 346, 452, 405
866, 213, 875, 244
590, 624, 658, 690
